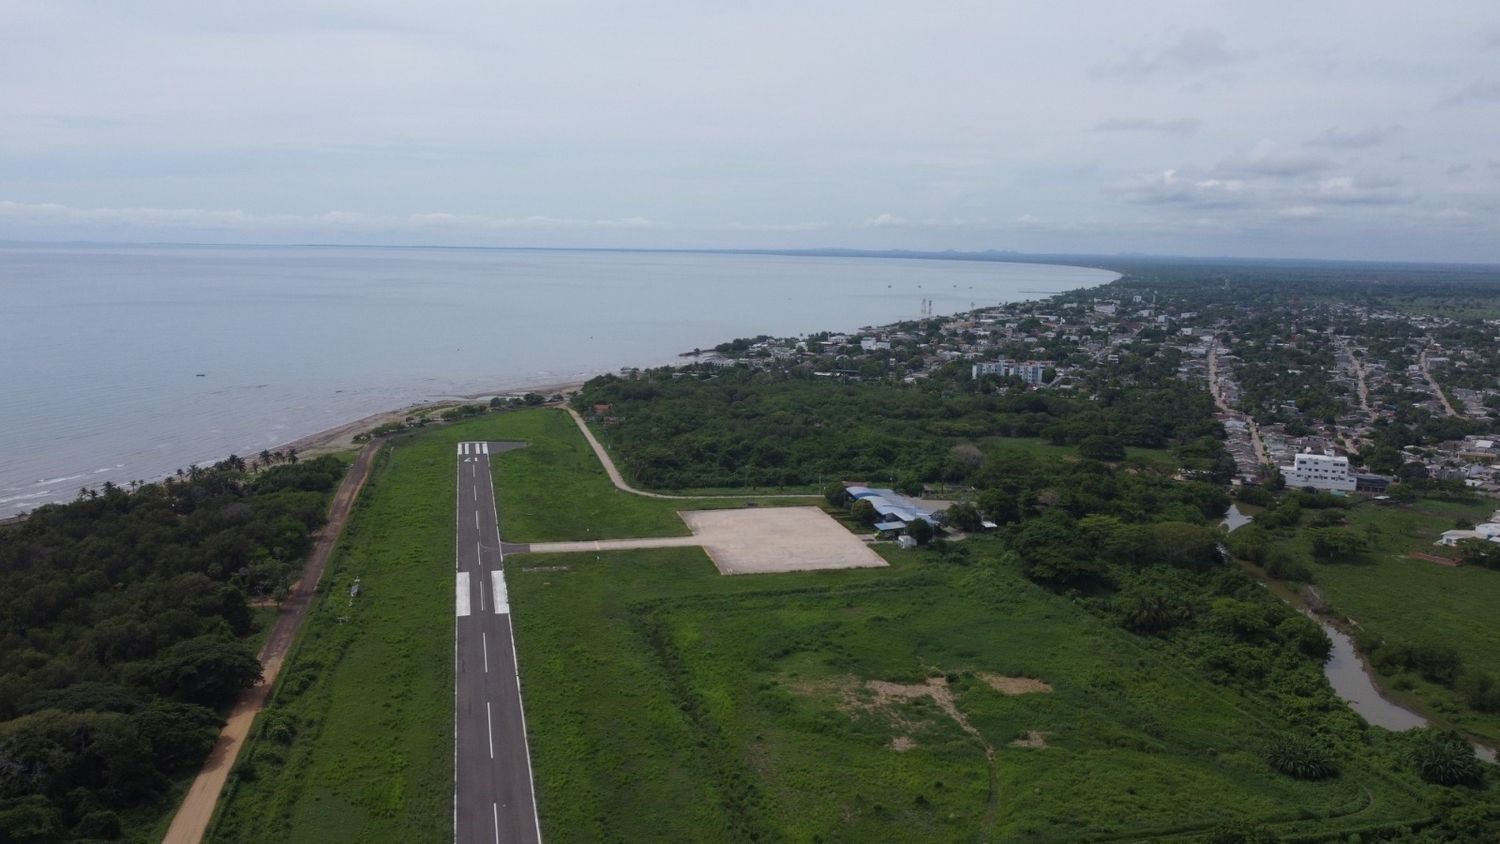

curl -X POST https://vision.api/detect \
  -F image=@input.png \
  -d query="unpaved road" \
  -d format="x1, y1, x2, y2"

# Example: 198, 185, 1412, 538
562, 406, 816, 501
162, 439, 382, 844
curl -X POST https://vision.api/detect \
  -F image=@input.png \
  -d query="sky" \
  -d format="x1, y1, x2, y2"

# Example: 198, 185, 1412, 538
2, 1, 1499, 262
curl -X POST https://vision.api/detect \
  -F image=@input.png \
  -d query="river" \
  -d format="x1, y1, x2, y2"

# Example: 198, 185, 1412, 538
1222, 505, 1496, 762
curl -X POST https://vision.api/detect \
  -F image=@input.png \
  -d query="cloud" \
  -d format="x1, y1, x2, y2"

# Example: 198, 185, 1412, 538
1299, 176, 1415, 206
1446, 163, 1473, 176
1487, 33, 1500, 51
1091, 28, 1242, 82
1214, 140, 1336, 178
1106, 169, 1252, 208
1092, 117, 1200, 136
1307, 124, 1401, 149
1440, 78, 1500, 107
0, 199, 831, 237
856, 214, 991, 230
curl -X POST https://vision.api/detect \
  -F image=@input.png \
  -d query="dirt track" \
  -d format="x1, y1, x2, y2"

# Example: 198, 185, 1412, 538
161, 439, 382, 844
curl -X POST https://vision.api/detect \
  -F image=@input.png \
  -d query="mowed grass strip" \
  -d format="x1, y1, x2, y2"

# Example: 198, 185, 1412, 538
509, 544, 1425, 842
205, 408, 803, 842
487, 408, 815, 543
207, 431, 464, 843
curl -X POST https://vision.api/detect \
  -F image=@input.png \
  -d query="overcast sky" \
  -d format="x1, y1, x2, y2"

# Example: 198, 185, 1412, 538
3, 1, 1499, 261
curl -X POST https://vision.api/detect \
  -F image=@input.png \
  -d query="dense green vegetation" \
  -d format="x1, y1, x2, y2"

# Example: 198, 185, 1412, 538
574, 365, 1229, 492
1235, 492, 1500, 749
0, 455, 346, 841
491, 409, 815, 543
207, 435, 458, 843
510, 540, 1451, 841
209, 409, 798, 842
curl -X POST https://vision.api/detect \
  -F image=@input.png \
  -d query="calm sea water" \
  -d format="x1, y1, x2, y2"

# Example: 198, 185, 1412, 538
0, 244, 1116, 516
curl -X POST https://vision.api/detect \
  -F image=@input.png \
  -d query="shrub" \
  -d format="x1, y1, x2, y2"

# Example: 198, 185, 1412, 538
1456, 670, 1500, 713
1409, 729, 1483, 786
1265, 733, 1338, 780
1078, 435, 1126, 461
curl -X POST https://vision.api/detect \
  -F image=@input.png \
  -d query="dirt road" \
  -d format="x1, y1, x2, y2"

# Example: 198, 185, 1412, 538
562, 406, 816, 501
162, 439, 383, 844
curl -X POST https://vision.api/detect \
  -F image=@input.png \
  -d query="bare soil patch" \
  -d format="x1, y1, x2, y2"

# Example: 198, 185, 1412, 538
1010, 731, 1049, 749
1411, 551, 1460, 567
679, 507, 888, 574
890, 736, 918, 752
977, 673, 1053, 695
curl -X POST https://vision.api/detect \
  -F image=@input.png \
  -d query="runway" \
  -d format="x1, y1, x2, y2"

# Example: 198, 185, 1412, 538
454, 441, 540, 844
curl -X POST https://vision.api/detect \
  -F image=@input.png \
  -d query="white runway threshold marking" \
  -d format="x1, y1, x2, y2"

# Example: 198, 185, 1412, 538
492, 571, 510, 615
455, 572, 471, 617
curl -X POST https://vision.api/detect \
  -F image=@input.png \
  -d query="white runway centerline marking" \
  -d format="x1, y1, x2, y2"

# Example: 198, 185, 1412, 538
492, 803, 500, 844
455, 572, 471, 617
474, 510, 479, 531
482, 632, 489, 672
476, 542, 483, 566
486, 701, 494, 759
478, 579, 485, 611
492, 571, 510, 615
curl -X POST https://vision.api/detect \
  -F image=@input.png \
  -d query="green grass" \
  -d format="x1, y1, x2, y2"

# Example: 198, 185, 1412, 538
1278, 497, 1500, 743
978, 436, 1178, 471
208, 429, 464, 843
510, 543, 1426, 842
206, 408, 819, 841
489, 408, 816, 542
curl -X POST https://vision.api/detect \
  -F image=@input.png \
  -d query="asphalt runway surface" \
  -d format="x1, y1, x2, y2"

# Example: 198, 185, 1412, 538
455, 441, 541, 844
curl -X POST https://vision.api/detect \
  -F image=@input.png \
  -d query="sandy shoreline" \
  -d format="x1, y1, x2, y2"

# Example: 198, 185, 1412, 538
273, 378, 587, 459
0, 377, 588, 527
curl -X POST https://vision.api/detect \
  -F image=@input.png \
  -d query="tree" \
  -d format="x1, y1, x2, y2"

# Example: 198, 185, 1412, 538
824, 483, 849, 507
1409, 729, 1484, 786
1308, 527, 1367, 562
850, 499, 877, 527
151, 638, 263, 708
906, 518, 934, 545
1456, 538, 1500, 569
940, 501, 983, 533
1077, 435, 1126, 461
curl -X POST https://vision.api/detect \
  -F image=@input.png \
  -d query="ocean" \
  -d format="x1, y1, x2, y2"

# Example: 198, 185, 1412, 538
0, 244, 1116, 516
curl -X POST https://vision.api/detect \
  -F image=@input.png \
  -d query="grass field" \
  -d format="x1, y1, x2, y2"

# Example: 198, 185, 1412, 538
210, 408, 1432, 841
493, 409, 819, 542
206, 408, 815, 841
1278, 497, 1500, 743
510, 543, 1427, 842
207, 432, 459, 843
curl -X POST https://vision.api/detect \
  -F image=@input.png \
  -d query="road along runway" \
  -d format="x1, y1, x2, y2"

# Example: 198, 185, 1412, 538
454, 441, 541, 844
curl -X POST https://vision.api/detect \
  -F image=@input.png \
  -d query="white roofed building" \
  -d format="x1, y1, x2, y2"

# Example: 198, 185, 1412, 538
1281, 450, 1357, 492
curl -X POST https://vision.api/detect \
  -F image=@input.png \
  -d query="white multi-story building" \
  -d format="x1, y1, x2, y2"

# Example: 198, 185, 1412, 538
1281, 450, 1357, 492
972, 359, 1050, 385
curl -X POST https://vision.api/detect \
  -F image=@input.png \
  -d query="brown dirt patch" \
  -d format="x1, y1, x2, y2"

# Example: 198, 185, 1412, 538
1411, 551, 1459, 567
1010, 731, 1049, 749
977, 673, 1053, 695
890, 736, 918, 752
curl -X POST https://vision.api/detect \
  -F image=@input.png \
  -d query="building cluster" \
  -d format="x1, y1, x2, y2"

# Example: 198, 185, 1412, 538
670, 282, 1500, 501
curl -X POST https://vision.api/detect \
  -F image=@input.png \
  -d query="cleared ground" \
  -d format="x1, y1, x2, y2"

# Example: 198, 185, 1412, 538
682, 507, 888, 574
526, 506, 888, 575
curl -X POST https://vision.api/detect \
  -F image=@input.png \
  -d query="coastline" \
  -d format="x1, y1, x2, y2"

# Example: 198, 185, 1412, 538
264, 378, 588, 459
0, 377, 587, 527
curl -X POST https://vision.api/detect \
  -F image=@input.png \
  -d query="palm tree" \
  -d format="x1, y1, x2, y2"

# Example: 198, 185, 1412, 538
286, 447, 299, 465
259, 449, 273, 468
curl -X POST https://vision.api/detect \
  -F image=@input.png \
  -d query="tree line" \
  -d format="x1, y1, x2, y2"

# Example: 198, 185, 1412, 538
0, 454, 345, 840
